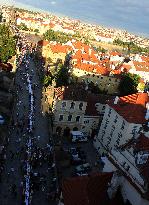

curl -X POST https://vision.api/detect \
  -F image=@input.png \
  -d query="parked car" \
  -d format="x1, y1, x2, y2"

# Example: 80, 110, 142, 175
72, 135, 88, 143
75, 163, 91, 173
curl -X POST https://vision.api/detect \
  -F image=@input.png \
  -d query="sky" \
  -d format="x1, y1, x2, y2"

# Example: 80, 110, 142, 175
1, 0, 149, 37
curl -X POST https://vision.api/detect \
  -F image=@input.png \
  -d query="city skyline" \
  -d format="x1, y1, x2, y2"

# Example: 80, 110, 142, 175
1, 0, 149, 37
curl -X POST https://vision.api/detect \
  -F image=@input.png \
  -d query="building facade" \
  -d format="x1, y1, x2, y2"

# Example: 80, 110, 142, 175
93, 92, 149, 205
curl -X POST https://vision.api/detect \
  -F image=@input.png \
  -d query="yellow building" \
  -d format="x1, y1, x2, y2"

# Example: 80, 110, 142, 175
37, 40, 73, 63
72, 67, 120, 95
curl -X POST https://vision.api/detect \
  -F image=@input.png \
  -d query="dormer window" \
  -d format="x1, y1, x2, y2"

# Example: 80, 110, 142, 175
79, 103, 83, 110
70, 102, 75, 109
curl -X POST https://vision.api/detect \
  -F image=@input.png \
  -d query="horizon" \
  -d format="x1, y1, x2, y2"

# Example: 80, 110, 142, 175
1, 0, 149, 38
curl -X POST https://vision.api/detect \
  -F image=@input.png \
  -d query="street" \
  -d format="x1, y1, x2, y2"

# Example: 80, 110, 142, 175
0, 49, 57, 205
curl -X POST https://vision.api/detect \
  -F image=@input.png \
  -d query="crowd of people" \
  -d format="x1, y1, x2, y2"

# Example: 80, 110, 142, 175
0, 31, 58, 205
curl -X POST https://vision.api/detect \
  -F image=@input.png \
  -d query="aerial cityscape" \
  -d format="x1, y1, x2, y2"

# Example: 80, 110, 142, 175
0, 2, 149, 205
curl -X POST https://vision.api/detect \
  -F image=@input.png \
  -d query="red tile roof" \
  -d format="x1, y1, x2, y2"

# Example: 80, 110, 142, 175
50, 44, 72, 53
108, 93, 149, 124
62, 172, 114, 205
133, 61, 149, 72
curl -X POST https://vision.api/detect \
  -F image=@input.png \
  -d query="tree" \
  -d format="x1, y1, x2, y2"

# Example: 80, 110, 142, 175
43, 75, 53, 87
34, 29, 39, 33
18, 23, 28, 31
43, 29, 71, 43
0, 13, 2, 22
55, 64, 70, 87
0, 24, 16, 63
113, 38, 149, 54
119, 73, 140, 95
95, 46, 107, 53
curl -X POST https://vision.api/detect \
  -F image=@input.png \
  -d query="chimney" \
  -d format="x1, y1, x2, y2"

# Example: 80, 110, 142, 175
114, 96, 119, 105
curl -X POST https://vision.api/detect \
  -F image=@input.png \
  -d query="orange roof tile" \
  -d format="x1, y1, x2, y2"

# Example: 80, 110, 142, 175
50, 44, 72, 53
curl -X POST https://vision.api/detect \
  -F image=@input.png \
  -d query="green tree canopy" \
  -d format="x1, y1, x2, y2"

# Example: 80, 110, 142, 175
119, 73, 140, 96
94, 46, 107, 53
43, 29, 71, 44
34, 29, 39, 33
0, 24, 16, 63
113, 38, 149, 54
55, 64, 70, 87
43, 75, 53, 87
18, 23, 29, 31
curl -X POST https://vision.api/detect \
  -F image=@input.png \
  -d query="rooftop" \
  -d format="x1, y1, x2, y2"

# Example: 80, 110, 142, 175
62, 172, 125, 205
108, 93, 149, 124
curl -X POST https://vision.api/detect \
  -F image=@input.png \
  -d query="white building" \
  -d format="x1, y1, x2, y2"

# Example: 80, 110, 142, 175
51, 84, 113, 137
94, 92, 149, 205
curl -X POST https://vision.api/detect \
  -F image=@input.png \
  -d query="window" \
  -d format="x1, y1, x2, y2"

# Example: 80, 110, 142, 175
102, 130, 106, 135
70, 102, 75, 109
101, 134, 104, 141
110, 129, 114, 137
79, 103, 83, 110
118, 132, 122, 139
84, 120, 89, 124
62, 101, 66, 108
114, 115, 118, 123
104, 124, 108, 129
59, 115, 63, 121
116, 138, 120, 145
107, 136, 112, 141
104, 119, 109, 129
121, 120, 125, 130
68, 115, 72, 121
76, 116, 80, 122
108, 108, 112, 117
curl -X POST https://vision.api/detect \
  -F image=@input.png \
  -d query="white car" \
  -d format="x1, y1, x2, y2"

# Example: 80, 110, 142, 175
72, 136, 88, 143
75, 163, 91, 172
